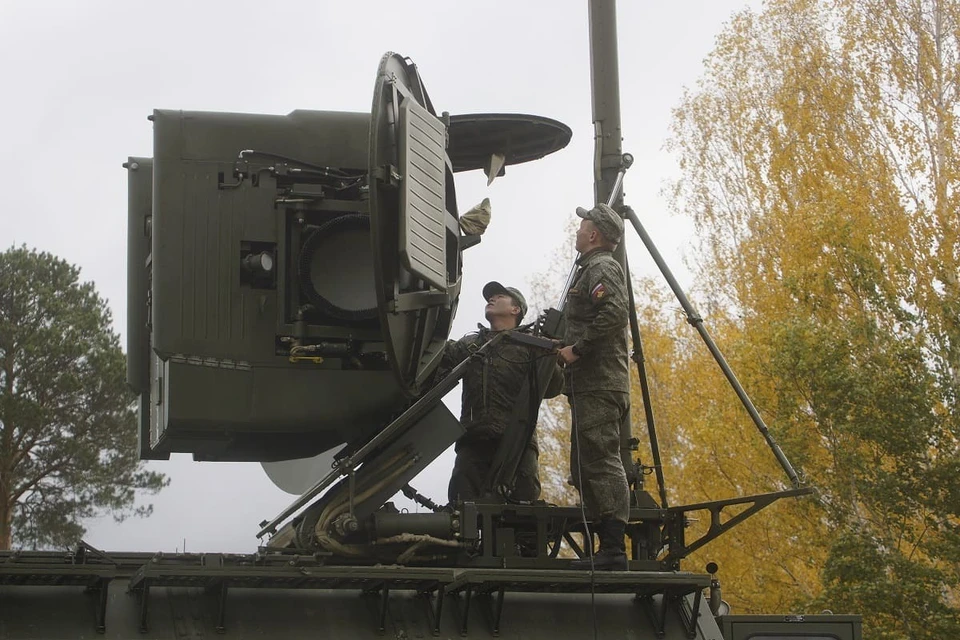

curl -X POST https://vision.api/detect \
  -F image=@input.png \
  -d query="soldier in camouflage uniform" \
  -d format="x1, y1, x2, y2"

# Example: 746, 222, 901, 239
557, 203, 631, 571
443, 282, 563, 504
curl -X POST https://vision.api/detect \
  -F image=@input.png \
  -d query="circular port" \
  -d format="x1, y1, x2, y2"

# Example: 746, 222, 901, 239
299, 214, 378, 321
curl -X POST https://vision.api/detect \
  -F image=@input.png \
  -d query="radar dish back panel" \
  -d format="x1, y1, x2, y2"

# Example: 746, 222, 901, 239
399, 98, 447, 291
368, 52, 458, 395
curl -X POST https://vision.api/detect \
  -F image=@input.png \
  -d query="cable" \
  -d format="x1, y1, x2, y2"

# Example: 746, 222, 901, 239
570, 371, 599, 640
236, 149, 354, 177
400, 484, 443, 513
282, 169, 365, 191
492, 348, 561, 366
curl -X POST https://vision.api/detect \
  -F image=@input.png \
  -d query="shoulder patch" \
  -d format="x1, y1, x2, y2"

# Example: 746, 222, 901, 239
591, 282, 607, 301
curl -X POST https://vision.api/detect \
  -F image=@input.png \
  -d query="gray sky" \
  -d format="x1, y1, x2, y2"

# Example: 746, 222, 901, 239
1, 0, 759, 552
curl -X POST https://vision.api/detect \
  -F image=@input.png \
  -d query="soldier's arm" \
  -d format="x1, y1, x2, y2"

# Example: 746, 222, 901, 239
571, 262, 629, 356
543, 361, 564, 399
436, 336, 473, 378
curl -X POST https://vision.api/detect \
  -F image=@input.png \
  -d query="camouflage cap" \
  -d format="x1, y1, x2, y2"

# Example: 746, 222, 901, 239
482, 281, 528, 321
576, 203, 623, 244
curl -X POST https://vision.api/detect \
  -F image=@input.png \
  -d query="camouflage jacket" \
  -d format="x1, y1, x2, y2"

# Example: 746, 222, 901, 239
440, 326, 563, 449
562, 248, 630, 393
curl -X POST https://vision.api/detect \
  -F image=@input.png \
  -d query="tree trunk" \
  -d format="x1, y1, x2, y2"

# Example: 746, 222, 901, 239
0, 499, 11, 549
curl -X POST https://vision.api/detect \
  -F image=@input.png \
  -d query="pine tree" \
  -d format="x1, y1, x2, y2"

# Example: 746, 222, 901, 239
0, 246, 167, 548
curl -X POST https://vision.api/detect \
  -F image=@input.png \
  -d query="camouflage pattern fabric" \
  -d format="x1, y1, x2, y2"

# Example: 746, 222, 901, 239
575, 203, 624, 244
440, 327, 563, 501
448, 440, 541, 503
568, 389, 630, 523
563, 248, 631, 523
440, 327, 562, 447
562, 248, 630, 393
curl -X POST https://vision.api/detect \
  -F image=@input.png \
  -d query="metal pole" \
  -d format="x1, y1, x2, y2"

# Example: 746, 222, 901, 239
624, 252, 669, 508
555, 0, 627, 312
588, 0, 623, 209
588, 0, 644, 494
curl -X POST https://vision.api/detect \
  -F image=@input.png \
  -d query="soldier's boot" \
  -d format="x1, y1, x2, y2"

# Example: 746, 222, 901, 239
570, 519, 628, 571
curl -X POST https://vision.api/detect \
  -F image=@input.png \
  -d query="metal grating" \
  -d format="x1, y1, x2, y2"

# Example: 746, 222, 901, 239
399, 97, 447, 291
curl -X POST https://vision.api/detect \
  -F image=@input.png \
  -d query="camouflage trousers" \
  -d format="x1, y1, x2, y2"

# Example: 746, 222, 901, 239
568, 390, 630, 524
448, 440, 541, 503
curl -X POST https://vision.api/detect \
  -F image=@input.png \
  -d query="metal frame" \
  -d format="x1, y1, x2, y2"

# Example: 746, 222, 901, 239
445, 569, 710, 637
2, 547, 717, 637
126, 554, 459, 634
258, 333, 505, 539
462, 502, 667, 571
660, 488, 813, 568
0, 545, 131, 634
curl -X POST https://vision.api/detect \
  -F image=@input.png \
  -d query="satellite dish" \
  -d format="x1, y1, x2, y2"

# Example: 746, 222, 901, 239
261, 446, 344, 495
446, 113, 572, 174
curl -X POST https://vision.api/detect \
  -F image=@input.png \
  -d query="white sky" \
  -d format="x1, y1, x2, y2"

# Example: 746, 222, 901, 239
0, 0, 760, 552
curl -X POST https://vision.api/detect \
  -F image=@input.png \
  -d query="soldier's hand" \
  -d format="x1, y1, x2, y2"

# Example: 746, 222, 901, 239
558, 345, 579, 365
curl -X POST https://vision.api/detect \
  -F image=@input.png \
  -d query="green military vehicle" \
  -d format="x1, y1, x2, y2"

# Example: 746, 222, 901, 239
0, 2, 861, 638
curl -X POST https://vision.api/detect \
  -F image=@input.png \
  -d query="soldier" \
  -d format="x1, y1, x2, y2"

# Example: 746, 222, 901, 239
558, 203, 631, 571
443, 282, 563, 504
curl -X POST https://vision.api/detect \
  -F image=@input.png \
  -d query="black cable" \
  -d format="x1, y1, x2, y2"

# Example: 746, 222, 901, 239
223, 151, 364, 194
490, 350, 558, 366
570, 371, 599, 640
330, 177, 366, 191
400, 484, 443, 513
484, 330, 561, 366
282, 171, 365, 194
236, 149, 354, 177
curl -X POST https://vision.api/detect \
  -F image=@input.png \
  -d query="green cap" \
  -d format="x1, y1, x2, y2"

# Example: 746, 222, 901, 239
576, 203, 623, 244
482, 281, 528, 322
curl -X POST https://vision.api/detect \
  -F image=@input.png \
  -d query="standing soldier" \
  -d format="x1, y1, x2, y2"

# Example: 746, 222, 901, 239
443, 282, 563, 504
558, 203, 631, 571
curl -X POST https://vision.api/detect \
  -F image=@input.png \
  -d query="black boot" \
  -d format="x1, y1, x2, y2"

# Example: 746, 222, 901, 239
570, 519, 628, 571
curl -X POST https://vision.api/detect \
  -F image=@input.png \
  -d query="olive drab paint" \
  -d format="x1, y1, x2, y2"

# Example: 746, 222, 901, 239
125, 55, 571, 462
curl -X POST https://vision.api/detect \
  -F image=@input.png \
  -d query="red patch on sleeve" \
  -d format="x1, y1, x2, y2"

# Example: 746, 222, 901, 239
591, 283, 606, 301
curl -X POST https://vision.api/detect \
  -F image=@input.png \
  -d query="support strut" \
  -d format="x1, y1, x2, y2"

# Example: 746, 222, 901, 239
621, 207, 804, 488
257, 333, 505, 539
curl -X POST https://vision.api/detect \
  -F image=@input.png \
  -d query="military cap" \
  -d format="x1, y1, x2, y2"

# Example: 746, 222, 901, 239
482, 281, 528, 321
576, 203, 624, 244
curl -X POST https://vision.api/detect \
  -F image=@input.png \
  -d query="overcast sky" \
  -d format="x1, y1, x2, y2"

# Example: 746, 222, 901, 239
1, 0, 760, 552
